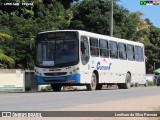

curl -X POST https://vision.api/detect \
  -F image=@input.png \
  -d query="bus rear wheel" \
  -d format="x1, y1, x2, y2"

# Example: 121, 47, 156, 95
144, 81, 148, 87
118, 73, 131, 89
86, 73, 97, 91
135, 83, 138, 87
51, 84, 62, 92
96, 84, 102, 90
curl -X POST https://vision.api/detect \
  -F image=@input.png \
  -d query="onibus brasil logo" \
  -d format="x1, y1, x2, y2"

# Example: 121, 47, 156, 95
140, 0, 159, 5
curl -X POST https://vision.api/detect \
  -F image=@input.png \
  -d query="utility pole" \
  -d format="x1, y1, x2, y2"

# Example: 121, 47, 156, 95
110, 1, 113, 37
108, 0, 120, 37
154, 63, 155, 74
102, 0, 120, 36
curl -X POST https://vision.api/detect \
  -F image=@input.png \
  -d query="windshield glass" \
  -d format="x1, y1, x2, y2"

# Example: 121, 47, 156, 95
35, 32, 79, 67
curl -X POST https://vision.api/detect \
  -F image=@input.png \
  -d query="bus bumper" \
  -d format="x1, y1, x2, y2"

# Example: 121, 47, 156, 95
35, 73, 80, 85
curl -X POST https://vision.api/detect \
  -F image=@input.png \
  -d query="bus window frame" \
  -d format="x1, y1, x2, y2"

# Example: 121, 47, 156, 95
118, 42, 127, 60
138, 46, 144, 62
99, 39, 109, 58
90, 37, 99, 57
81, 36, 90, 65
109, 41, 118, 59
127, 44, 135, 61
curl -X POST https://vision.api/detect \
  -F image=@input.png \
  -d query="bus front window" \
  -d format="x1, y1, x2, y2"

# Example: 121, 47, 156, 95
36, 39, 78, 67
55, 40, 78, 64
36, 41, 55, 66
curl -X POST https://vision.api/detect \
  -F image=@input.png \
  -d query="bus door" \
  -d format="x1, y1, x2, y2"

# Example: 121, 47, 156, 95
80, 36, 90, 83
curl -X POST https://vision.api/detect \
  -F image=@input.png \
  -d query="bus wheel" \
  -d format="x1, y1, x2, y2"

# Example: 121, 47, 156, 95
118, 73, 131, 89
86, 73, 97, 91
144, 81, 148, 87
156, 80, 160, 86
51, 84, 62, 92
96, 84, 102, 90
135, 83, 138, 87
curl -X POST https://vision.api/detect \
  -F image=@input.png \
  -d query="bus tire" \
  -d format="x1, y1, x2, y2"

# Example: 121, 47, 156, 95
157, 81, 160, 86
156, 76, 160, 86
118, 73, 131, 89
51, 84, 62, 92
96, 84, 102, 90
86, 73, 97, 91
135, 83, 138, 87
144, 81, 148, 87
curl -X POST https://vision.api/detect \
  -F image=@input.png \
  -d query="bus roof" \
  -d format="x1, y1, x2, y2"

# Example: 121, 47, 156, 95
38, 30, 144, 46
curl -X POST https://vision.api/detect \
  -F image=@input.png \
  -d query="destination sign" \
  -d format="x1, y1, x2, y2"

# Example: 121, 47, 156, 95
47, 32, 77, 39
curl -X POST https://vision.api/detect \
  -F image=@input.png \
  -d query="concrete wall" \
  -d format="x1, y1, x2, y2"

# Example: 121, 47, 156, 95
146, 74, 154, 82
0, 69, 37, 92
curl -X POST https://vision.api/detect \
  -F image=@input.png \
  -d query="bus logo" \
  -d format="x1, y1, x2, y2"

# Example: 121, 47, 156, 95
97, 62, 112, 70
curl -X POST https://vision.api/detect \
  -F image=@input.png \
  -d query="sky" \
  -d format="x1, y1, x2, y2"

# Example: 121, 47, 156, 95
116, 0, 160, 28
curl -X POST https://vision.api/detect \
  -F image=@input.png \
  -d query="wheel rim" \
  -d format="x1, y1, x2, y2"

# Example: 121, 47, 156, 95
126, 73, 131, 88
91, 73, 96, 89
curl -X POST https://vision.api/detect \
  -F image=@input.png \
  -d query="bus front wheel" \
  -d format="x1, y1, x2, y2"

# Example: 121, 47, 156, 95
51, 84, 62, 92
86, 73, 97, 91
96, 84, 103, 90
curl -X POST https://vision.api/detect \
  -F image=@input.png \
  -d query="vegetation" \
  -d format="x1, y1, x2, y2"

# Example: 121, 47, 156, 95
0, 0, 71, 69
0, 32, 14, 67
147, 81, 155, 86
0, 0, 159, 73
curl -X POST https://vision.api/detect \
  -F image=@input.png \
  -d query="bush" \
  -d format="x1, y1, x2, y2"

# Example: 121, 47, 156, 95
147, 81, 155, 86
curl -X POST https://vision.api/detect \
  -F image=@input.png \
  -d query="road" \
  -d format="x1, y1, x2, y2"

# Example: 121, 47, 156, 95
0, 87, 160, 111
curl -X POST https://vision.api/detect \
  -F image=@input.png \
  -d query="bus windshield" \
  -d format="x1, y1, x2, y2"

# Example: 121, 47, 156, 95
35, 32, 79, 67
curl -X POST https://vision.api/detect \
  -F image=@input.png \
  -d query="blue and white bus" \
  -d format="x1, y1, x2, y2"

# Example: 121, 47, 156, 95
34, 30, 146, 91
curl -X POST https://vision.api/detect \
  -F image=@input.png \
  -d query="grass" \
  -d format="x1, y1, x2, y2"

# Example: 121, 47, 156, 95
148, 81, 155, 86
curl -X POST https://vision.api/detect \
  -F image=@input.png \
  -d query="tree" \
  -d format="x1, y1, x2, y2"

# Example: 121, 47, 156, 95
146, 26, 160, 73
113, 6, 138, 39
0, 33, 14, 66
0, 1, 70, 69
69, 0, 138, 39
48, 0, 79, 9
130, 12, 150, 31
133, 24, 160, 73
69, 0, 111, 35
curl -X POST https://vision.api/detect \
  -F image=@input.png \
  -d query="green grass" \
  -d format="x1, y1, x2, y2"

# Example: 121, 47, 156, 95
148, 81, 155, 86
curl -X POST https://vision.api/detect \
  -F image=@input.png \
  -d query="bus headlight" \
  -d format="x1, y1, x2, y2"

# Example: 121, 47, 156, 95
35, 69, 41, 76
73, 69, 76, 73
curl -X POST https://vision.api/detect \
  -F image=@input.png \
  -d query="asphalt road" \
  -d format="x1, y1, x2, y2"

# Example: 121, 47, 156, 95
0, 87, 160, 111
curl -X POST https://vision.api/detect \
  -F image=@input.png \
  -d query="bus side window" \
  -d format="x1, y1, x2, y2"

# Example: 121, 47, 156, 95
90, 37, 99, 57
81, 36, 89, 65
135, 46, 139, 61
109, 41, 118, 58
118, 43, 127, 60
99, 39, 109, 58
127, 44, 135, 61
138, 46, 144, 62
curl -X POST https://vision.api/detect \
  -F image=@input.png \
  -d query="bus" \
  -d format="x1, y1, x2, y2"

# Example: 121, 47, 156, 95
34, 30, 147, 91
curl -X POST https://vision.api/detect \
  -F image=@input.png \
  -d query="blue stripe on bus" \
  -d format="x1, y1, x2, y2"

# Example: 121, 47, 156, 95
35, 73, 80, 85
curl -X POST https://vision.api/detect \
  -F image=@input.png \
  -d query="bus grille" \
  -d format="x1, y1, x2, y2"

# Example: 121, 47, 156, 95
44, 72, 67, 76
44, 80, 66, 83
